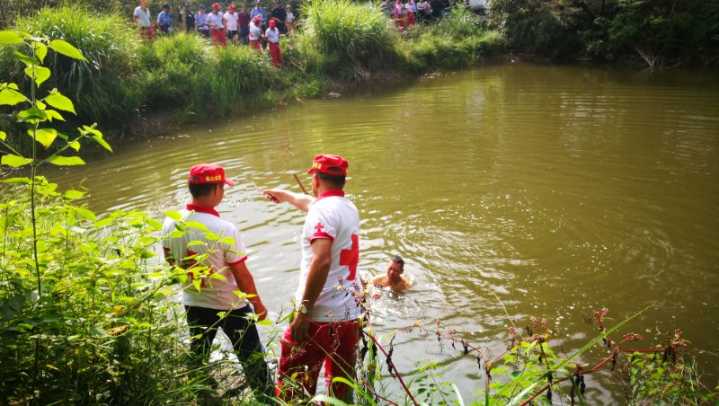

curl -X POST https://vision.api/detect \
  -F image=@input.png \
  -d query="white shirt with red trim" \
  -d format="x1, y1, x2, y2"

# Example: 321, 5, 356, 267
297, 190, 362, 322
162, 204, 249, 310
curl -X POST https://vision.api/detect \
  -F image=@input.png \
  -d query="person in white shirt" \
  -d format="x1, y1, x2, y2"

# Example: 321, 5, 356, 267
224, 3, 240, 44
133, 0, 154, 40
162, 164, 271, 399
285, 6, 295, 35
265, 18, 282, 66
249, 15, 263, 51
264, 154, 362, 402
208, 2, 226, 46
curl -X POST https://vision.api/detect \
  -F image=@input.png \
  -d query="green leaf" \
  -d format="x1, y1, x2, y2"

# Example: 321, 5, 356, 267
256, 319, 273, 327
1, 177, 32, 184
310, 395, 349, 406
33, 42, 47, 63
64, 189, 86, 200
165, 210, 183, 221
74, 207, 96, 221
68, 140, 80, 151
0, 31, 23, 45
0, 130, 5, 141
14, 50, 37, 66
28, 128, 58, 149
17, 106, 47, 122
48, 39, 86, 61
45, 109, 65, 121
185, 221, 209, 232
48, 155, 85, 166
45, 89, 76, 114
1, 154, 33, 168
24, 65, 51, 87
0, 88, 28, 106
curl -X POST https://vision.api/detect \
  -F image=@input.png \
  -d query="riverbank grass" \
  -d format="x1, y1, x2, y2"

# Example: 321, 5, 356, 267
1, 1, 504, 142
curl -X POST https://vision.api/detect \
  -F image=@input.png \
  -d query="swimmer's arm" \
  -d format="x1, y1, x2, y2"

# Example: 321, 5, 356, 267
371, 275, 386, 287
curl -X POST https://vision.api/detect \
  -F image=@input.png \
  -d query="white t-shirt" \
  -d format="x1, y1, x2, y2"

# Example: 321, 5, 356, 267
133, 6, 151, 28
265, 27, 279, 43
286, 11, 295, 23
249, 22, 262, 41
162, 206, 249, 310
296, 190, 362, 322
207, 12, 223, 29
224, 11, 239, 31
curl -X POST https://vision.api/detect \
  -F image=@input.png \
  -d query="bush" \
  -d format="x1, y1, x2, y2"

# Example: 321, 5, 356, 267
404, 6, 505, 71
12, 6, 142, 127
138, 34, 279, 116
300, 0, 403, 79
209, 45, 280, 115
137, 33, 213, 112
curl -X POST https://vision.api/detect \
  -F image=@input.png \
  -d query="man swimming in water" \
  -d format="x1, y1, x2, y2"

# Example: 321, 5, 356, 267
372, 255, 411, 293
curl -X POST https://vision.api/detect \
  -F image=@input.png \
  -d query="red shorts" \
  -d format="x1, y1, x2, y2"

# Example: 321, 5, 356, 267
275, 319, 360, 400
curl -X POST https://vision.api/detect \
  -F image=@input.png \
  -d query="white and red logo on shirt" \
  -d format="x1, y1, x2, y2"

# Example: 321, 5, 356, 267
297, 190, 362, 322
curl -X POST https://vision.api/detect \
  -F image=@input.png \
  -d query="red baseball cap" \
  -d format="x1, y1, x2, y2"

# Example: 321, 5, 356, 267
188, 164, 236, 186
307, 154, 349, 177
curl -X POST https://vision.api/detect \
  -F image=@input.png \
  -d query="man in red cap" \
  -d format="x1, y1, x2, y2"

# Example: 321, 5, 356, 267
264, 154, 362, 402
208, 2, 226, 46
265, 18, 282, 67
162, 164, 271, 399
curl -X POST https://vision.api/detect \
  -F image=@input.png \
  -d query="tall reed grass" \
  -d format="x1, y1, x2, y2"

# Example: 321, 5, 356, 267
300, 0, 404, 79
14, 6, 143, 127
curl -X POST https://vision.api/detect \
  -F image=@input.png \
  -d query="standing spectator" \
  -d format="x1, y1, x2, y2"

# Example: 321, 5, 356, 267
238, 5, 251, 44
248, 15, 263, 51
251, 0, 267, 28
417, 0, 432, 22
265, 18, 282, 67
133, 0, 154, 40
196, 6, 210, 37
224, 4, 240, 44
406, 0, 416, 27
285, 5, 295, 35
270, 2, 287, 34
392, 0, 403, 29
185, 7, 195, 32
157, 4, 173, 35
264, 154, 362, 403
208, 2, 227, 46
380, 0, 392, 17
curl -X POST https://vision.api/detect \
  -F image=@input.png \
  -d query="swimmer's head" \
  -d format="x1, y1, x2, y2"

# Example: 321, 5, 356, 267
387, 255, 404, 280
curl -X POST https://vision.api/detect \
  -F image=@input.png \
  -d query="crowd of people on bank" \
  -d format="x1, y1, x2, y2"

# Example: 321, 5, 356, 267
132, 0, 460, 67
133, 0, 294, 66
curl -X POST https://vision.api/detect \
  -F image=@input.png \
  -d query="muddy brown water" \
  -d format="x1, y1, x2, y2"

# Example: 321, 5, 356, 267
52, 63, 719, 401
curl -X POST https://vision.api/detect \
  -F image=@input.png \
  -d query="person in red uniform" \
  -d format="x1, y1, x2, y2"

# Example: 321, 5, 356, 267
265, 18, 282, 67
263, 155, 363, 402
208, 2, 227, 46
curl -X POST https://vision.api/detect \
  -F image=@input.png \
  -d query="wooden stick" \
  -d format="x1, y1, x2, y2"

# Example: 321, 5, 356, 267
293, 173, 309, 195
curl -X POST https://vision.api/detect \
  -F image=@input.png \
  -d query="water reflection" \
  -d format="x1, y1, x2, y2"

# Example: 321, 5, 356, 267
51, 64, 719, 401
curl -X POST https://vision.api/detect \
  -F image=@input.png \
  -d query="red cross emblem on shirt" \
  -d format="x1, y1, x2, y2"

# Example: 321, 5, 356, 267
339, 234, 359, 281
314, 223, 325, 234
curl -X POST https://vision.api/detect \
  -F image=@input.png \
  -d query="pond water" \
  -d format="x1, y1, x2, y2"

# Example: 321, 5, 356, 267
53, 63, 719, 402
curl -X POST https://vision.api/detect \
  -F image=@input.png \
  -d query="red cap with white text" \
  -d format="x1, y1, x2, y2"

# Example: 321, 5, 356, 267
188, 164, 236, 186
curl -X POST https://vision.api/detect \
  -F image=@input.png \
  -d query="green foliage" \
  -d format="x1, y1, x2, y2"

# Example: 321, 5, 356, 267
300, 0, 403, 79
625, 352, 718, 405
0, 186, 199, 403
0, 33, 205, 404
138, 33, 279, 117
489, 0, 719, 66
11, 6, 142, 126
404, 7, 505, 71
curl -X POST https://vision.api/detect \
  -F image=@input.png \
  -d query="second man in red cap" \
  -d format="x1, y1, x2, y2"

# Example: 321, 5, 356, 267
264, 154, 363, 402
